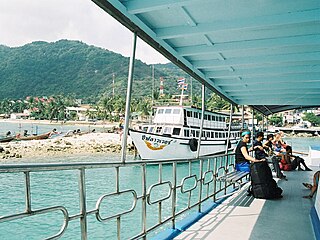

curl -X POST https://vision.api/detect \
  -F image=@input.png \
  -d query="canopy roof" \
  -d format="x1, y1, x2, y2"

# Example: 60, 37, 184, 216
93, 0, 320, 115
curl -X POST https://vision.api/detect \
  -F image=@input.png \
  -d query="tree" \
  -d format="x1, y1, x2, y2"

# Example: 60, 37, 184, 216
268, 115, 282, 126
302, 112, 320, 126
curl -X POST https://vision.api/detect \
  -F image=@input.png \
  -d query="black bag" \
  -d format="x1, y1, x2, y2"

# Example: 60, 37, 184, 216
251, 181, 283, 199
250, 162, 283, 199
250, 161, 273, 185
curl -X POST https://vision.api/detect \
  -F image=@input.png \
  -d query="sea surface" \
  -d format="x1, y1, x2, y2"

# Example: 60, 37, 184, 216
0, 122, 319, 239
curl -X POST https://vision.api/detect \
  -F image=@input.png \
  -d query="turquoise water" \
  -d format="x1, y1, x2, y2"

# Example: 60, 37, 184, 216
0, 122, 319, 239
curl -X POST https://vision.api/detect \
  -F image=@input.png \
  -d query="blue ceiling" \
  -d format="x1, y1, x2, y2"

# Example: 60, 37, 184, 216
92, 0, 320, 115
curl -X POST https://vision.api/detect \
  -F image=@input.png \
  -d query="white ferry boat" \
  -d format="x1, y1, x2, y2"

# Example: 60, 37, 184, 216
129, 106, 241, 160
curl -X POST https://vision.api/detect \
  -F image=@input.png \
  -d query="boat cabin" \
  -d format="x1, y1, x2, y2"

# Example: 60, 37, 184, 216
143, 106, 240, 139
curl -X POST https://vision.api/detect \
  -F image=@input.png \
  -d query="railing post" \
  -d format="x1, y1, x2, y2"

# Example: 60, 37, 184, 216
198, 159, 203, 212
224, 155, 229, 195
79, 168, 87, 240
171, 162, 177, 229
116, 167, 121, 240
158, 163, 162, 224
213, 158, 218, 201
24, 171, 31, 213
142, 164, 147, 239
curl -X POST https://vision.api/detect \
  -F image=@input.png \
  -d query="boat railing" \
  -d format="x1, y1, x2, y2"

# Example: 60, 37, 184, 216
0, 153, 239, 239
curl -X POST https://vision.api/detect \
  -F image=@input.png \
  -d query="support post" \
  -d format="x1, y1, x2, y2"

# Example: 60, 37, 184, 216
241, 105, 245, 129
196, 84, 205, 158
121, 32, 137, 163
225, 104, 233, 154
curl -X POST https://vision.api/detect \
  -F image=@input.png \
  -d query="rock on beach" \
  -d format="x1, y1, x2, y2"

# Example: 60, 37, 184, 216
0, 133, 134, 159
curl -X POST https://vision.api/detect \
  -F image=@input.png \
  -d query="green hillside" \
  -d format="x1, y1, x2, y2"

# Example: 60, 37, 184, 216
0, 40, 194, 101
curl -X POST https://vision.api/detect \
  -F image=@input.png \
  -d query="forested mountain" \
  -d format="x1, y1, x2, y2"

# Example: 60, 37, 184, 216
0, 40, 194, 102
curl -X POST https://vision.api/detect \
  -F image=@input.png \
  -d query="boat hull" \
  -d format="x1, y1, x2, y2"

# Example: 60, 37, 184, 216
0, 136, 14, 143
16, 133, 50, 141
129, 129, 237, 160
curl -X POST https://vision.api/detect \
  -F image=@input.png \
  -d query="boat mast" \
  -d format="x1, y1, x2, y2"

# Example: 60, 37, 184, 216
121, 32, 137, 163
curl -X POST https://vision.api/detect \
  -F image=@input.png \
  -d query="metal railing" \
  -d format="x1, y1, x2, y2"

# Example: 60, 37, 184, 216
0, 153, 241, 240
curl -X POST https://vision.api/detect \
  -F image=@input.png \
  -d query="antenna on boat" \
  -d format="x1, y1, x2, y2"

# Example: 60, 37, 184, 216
177, 78, 187, 106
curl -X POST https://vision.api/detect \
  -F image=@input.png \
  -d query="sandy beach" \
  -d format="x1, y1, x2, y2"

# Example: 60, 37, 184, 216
0, 132, 134, 160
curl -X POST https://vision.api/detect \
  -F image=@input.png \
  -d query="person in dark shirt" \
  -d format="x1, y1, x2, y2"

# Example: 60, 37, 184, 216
235, 130, 265, 172
254, 132, 287, 180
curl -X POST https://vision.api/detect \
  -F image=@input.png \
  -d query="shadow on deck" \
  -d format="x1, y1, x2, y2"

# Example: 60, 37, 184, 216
175, 168, 317, 240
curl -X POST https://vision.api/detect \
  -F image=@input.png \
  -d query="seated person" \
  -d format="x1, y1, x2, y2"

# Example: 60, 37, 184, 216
272, 133, 286, 156
254, 132, 286, 180
235, 130, 265, 172
263, 133, 274, 156
303, 171, 319, 199
280, 145, 312, 171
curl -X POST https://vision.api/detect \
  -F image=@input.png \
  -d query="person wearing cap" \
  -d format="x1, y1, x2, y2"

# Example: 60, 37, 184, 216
235, 130, 265, 172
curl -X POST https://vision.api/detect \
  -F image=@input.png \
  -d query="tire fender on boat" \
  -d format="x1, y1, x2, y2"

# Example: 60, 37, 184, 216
189, 138, 198, 152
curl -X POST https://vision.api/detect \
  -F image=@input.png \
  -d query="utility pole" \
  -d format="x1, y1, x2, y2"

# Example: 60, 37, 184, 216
112, 72, 115, 98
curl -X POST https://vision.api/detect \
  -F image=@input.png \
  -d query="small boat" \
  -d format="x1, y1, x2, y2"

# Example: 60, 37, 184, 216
16, 132, 51, 141
0, 136, 15, 143
129, 106, 241, 160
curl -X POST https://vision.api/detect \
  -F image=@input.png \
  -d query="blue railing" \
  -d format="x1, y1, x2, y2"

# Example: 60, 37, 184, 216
0, 153, 240, 239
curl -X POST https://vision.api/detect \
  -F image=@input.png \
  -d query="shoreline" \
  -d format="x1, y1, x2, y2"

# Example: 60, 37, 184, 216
0, 132, 135, 161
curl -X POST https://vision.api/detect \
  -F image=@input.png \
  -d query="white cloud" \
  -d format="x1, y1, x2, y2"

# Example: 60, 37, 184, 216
0, 0, 169, 64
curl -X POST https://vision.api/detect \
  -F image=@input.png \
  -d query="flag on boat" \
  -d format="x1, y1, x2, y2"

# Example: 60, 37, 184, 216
180, 83, 188, 90
177, 78, 185, 85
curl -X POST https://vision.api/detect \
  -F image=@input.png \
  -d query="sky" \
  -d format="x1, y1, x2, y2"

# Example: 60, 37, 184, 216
0, 0, 169, 64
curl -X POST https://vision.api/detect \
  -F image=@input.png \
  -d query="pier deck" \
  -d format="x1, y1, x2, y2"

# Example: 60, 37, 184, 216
175, 169, 316, 240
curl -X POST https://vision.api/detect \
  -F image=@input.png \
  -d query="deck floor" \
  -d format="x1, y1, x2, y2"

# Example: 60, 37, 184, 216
175, 168, 317, 240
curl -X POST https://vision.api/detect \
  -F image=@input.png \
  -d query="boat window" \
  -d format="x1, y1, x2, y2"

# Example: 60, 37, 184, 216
173, 109, 181, 114
194, 112, 198, 118
206, 132, 210, 138
191, 130, 195, 137
163, 127, 172, 134
158, 109, 164, 114
201, 131, 205, 137
148, 127, 154, 133
215, 132, 218, 138
211, 132, 214, 138
142, 126, 148, 132
195, 131, 199, 137
184, 129, 190, 137
222, 133, 225, 138
172, 128, 181, 135
156, 127, 162, 133
165, 109, 172, 114
212, 116, 216, 121
222, 117, 225, 122
204, 114, 208, 120
208, 115, 211, 121
186, 111, 192, 117
219, 133, 222, 138
199, 113, 202, 119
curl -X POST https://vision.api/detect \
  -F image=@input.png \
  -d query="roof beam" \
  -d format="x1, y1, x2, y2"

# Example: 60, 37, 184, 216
177, 35, 320, 56
237, 98, 320, 106
125, 0, 200, 14
156, 9, 320, 39
193, 52, 320, 69
205, 65, 320, 78
213, 73, 320, 86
